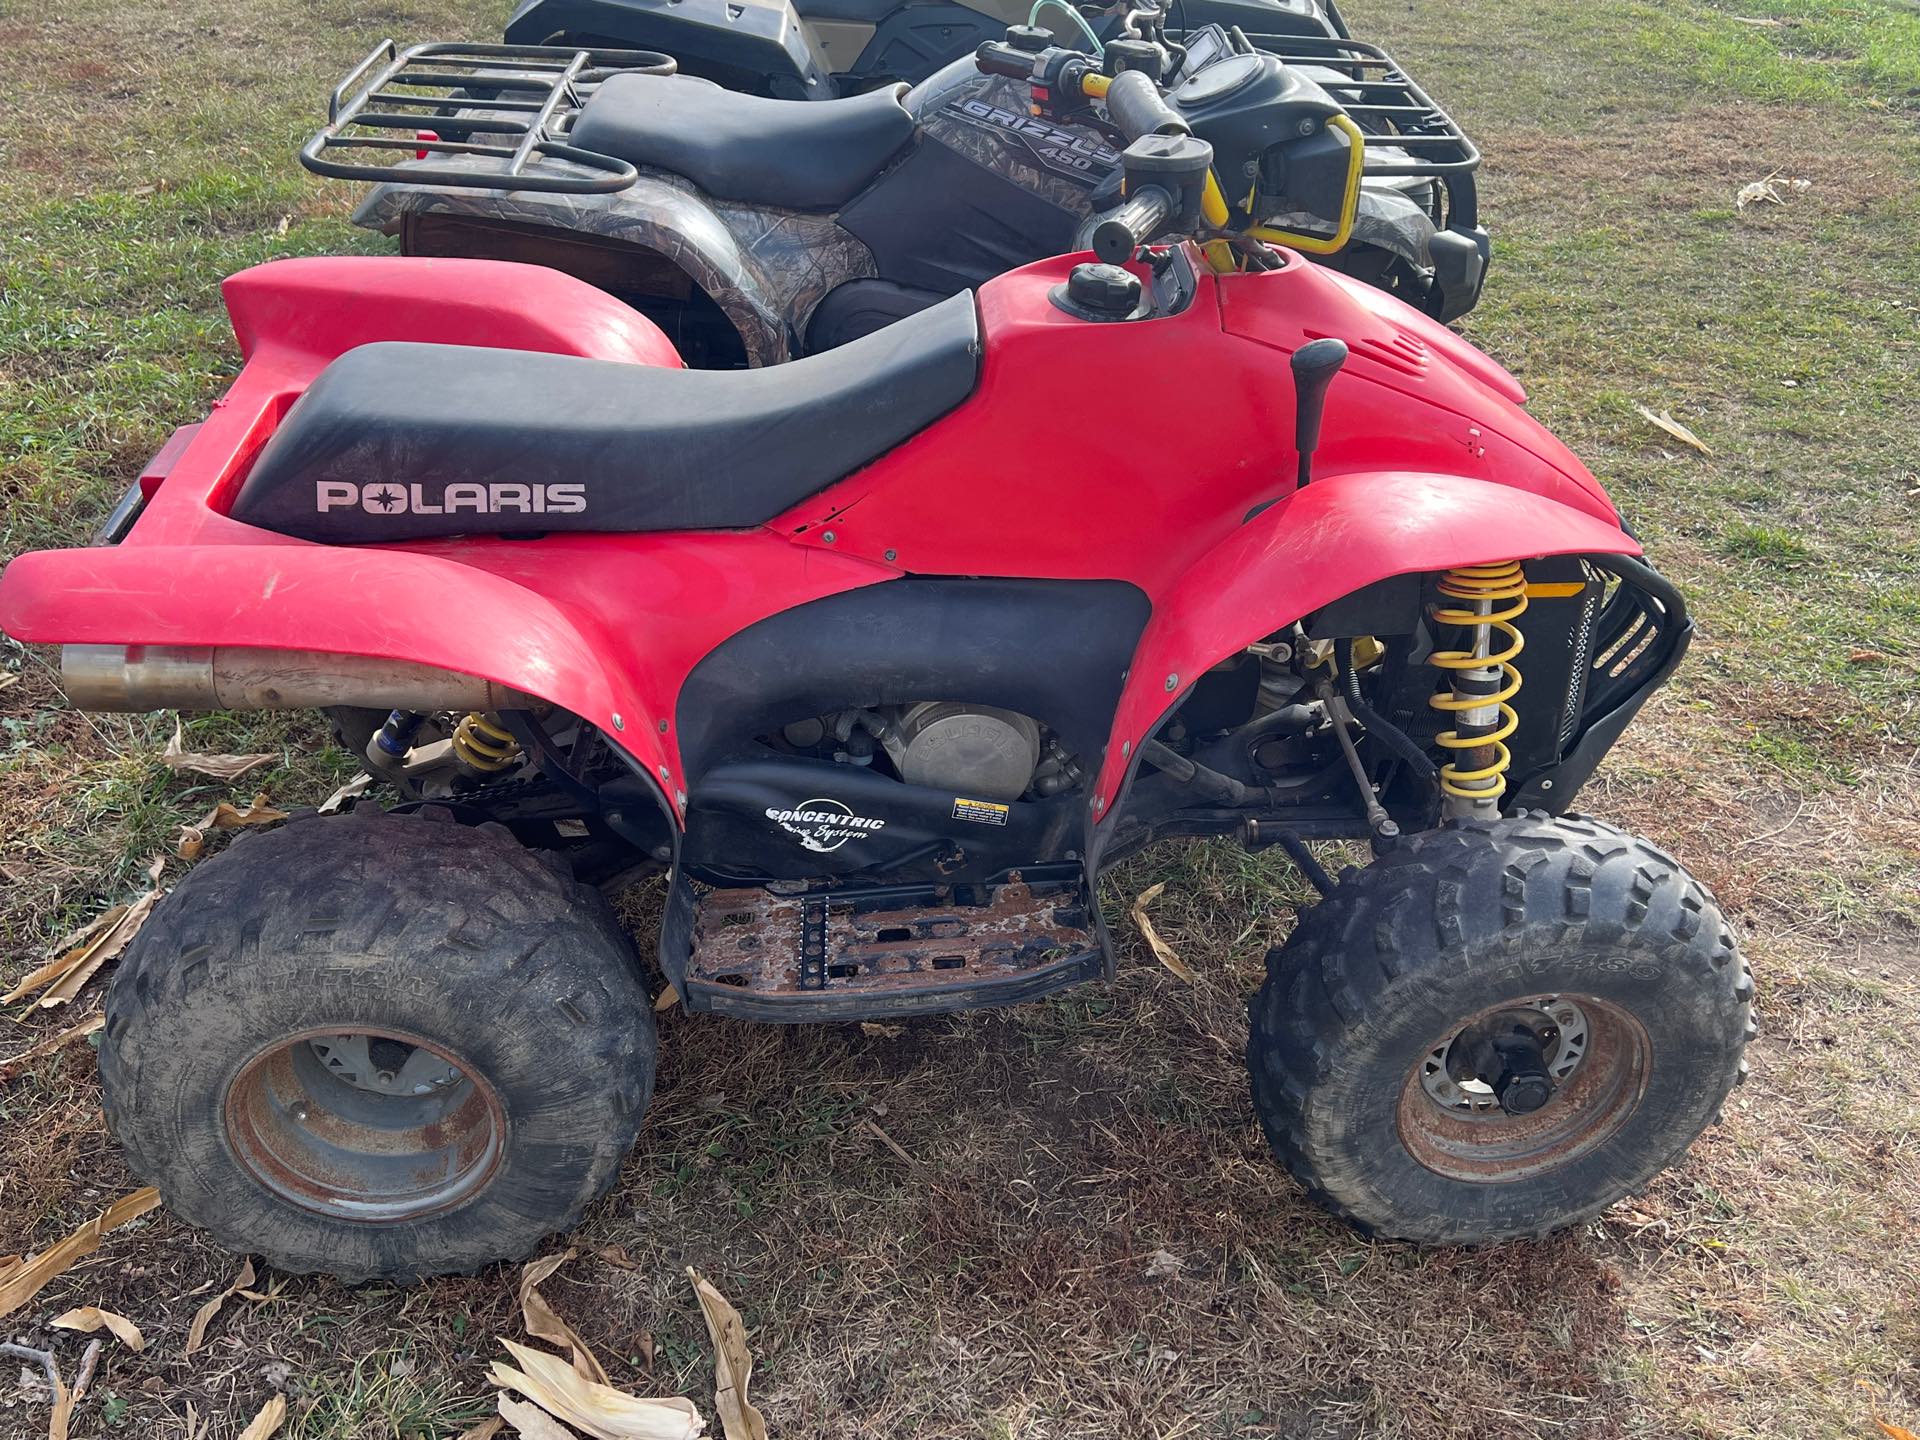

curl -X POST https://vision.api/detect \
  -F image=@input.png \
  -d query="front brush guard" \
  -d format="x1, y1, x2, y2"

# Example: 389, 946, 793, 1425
1506, 555, 1692, 812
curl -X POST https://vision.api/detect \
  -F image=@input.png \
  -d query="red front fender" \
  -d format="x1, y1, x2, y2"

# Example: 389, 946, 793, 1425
1093, 470, 1641, 809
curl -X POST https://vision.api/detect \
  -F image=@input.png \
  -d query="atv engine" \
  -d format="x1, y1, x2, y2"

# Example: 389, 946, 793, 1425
884, 702, 1036, 801
781, 701, 1075, 803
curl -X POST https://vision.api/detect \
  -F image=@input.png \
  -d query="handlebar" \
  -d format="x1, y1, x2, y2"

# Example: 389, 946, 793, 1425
1091, 185, 1175, 264
974, 40, 1039, 80
1102, 67, 1188, 142
974, 40, 1189, 140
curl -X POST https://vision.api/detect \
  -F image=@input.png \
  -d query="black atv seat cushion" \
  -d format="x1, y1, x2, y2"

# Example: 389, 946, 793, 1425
229, 291, 980, 544
569, 72, 916, 211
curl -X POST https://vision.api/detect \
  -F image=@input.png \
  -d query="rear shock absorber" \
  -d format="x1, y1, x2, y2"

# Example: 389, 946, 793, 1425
451, 712, 521, 774
1428, 562, 1527, 818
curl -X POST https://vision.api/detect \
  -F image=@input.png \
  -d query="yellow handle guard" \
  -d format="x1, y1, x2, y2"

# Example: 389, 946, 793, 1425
1078, 74, 1364, 261
1245, 111, 1365, 255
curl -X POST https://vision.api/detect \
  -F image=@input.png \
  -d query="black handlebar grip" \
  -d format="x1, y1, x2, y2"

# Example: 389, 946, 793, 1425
1091, 185, 1174, 264
975, 40, 1036, 79
1103, 67, 1189, 143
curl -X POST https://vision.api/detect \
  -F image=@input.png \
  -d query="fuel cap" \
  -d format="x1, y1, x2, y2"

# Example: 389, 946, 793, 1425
1051, 261, 1147, 322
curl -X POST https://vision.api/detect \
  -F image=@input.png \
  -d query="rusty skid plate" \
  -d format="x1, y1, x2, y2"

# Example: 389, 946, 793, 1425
687, 877, 1104, 1021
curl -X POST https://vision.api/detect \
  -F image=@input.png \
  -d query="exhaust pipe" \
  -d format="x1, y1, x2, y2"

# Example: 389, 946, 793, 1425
60, 644, 542, 714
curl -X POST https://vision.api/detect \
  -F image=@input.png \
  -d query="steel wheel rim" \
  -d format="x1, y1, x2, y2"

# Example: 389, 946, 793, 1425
1396, 992, 1651, 1184
223, 1025, 506, 1223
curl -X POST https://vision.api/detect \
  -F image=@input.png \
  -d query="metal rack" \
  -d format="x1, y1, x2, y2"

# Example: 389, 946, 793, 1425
302, 41, 677, 194
1238, 33, 1481, 180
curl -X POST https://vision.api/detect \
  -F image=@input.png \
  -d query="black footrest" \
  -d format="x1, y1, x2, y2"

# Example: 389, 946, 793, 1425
686, 874, 1102, 1021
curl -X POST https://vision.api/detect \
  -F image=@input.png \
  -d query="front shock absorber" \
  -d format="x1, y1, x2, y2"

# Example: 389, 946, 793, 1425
1428, 562, 1528, 818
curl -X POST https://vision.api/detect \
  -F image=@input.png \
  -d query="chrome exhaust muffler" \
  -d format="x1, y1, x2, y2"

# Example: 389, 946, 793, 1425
60, 644, 541, 714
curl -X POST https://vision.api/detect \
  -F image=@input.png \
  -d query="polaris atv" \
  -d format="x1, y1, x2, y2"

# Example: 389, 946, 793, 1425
506, 0, 1354, 98
304, 17, 1484, 366
0, 119, 1750, 1279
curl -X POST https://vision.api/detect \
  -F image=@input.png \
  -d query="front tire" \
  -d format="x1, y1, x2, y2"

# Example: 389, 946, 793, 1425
101, 808, 657, 1281
1248, 814, 1753, 1244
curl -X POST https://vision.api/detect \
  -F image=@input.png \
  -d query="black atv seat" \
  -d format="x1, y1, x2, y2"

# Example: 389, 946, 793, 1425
568, 72, 916, 212
229, 292, 980, 544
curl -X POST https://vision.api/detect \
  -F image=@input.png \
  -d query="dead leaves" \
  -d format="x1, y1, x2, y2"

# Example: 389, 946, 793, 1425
236, 1393, 287, 1440
497, 1395, 573, 1439
5, 889, 160, 1008
518, 1250, 611, 1386
1130, 881, 1195, 983
687, 1269, 768, 1440
1633, 404, 1714, 457
51, 1305, 145, 1351
162, 717, 275, 782
176, 794, 289, 860
0, 1187, 161, 1321
318, 771, 374, 814
186, 1257, 255, 1355
490, 1338, 704, 1440
492, 1254, 705, 1437
0, 1013, 105, 1080
1735, 171, 1810, 211
1857, 1382, 1920, 1440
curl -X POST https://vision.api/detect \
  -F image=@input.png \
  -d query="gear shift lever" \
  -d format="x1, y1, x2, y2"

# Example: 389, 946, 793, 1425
1290, 337, 1348, 489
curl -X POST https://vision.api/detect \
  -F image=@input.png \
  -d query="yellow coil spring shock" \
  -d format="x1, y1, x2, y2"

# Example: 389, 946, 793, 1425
1428, 562, 1528, 815
451, 712, 520, 772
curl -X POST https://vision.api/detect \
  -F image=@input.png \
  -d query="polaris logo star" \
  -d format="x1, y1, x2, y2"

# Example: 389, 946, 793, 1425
315, 481, 586, 516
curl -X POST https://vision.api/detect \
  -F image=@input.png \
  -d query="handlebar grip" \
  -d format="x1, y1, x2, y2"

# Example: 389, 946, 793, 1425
975, 40, 1036, 79
1091, 185, 1174, 263
1102, 67, 1188, 143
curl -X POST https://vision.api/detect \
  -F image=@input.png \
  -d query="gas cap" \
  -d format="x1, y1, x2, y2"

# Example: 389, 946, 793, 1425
1050, 262, 1148, 322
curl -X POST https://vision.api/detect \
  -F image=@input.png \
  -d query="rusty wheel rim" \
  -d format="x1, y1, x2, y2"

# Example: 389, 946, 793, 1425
223, 1026, 505, 1223
1396, 993, 1651, 1184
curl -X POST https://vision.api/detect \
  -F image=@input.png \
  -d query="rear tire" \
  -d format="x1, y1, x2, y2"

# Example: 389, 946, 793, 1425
101, 808, 656, 1281
1248, 813, 1753, 1244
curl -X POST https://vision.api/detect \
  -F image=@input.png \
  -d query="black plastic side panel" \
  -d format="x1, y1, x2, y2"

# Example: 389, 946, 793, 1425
682, 754, 1081, 882
852, 3, 1010, 85
506, 0, 829, 96
805, 278, 945, 352
838, 134, 1083, 295
674, 577, 1152, 783
1159, 0, 1338, 39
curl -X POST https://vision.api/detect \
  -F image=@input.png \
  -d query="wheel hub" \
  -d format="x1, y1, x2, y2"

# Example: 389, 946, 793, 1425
225, 1027, 504, 1223
1399, 993, 1649, 1184
1418, 997, 1590, 1117
308, 1034, 463, 1097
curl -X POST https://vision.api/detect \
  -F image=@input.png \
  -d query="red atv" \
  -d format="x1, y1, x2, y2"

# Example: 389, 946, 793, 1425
0, 122, 1751, 1280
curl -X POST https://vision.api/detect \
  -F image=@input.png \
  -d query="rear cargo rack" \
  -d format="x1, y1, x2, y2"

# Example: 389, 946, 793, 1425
301, 40, 677, 194
1238, 33, 1480, 181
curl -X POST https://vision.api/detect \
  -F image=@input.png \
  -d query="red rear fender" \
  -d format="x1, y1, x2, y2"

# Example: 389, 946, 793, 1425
222, 256, 683, 368
0, 531, 900, 817
82, 257, 686, 552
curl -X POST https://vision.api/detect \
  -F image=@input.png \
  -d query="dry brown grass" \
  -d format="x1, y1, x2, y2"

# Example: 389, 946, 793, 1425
4, 0, 1920, 1435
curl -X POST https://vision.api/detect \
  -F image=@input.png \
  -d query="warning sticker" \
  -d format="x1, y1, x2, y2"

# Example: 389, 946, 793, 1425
952, 797, 1010, 827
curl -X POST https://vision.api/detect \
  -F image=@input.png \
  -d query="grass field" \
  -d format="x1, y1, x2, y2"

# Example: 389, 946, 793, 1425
3, 0, 1919, 1435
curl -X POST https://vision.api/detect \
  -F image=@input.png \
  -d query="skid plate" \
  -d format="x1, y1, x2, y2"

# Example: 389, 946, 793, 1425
687, 876, 1102, 1021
